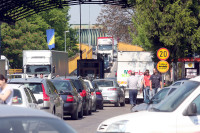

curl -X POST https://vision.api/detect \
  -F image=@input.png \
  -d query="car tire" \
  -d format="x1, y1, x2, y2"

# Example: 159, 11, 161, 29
78, 105, 83, 118
92, 103, 97, 112
83, 103, 89, 116
120, 98, 125, 107
99, 103, 104, 110
114, 97, 120, 107
71, 108, 79, 120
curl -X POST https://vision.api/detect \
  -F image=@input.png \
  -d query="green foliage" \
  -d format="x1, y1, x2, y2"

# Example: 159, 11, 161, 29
1, 7, 78, 68
131, 0, 200, 62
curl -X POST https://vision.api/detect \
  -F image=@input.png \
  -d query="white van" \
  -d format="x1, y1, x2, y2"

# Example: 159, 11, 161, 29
97, 79, 200, 133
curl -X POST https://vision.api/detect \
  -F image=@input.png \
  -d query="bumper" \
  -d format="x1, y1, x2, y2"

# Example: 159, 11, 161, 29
102, 94, 118, 103
63, 102, 77, 115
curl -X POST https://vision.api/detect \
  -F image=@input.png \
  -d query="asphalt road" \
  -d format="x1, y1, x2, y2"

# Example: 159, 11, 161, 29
65, 104, 132, 133
65, 58, 130, 133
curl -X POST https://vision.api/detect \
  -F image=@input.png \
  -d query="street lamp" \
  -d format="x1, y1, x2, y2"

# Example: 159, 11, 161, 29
64, 31, 69, 52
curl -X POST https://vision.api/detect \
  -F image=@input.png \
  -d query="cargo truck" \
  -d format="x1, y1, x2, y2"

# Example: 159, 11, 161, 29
23, 50, 68, 79
117, 51, 154, 101
0, 55, 9, 78
97, 37, 114, 66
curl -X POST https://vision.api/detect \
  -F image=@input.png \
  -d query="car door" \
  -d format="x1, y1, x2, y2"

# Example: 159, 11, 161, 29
47, 80, 63, 116
24, 88, 37, 109
177, 94, 200, 133
26, 88, 39, 109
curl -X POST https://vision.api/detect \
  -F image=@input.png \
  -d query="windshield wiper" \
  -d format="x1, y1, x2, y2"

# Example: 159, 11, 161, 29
151, 107, 161, 112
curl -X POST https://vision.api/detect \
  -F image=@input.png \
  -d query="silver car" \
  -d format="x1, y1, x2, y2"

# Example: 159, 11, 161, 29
8, 78, 63, 118
84, 79, 97, 111
93, 78, 125, 107
9, 84, 40, 109
0, 105, 77, 133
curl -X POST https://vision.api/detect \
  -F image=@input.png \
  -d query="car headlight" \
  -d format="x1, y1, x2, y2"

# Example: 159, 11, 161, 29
106, 120, 129, 132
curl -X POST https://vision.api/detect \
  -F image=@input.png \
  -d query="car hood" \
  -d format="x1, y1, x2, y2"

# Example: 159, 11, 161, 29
97, 111, 177, 133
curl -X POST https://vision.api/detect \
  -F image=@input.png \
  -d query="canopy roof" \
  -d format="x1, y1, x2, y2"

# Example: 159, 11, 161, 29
0, 0, 130, 24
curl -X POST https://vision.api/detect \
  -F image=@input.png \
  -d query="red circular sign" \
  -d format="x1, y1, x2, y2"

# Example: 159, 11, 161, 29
157, 48, 170, 60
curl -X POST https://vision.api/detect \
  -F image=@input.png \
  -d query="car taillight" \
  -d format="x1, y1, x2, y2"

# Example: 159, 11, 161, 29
108, 88, 117, 91
96, 92, 102, 95
80, 90, 86, 97
66, 95, 74, 102
42, 84, 50, 101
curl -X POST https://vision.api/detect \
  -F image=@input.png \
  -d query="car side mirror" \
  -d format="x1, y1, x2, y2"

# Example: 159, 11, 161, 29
183, 103, 197, 116
37, 99, 44, 104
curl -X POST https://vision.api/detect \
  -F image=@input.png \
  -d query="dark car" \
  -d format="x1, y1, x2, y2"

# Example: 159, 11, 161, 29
56, 76, 92, 116
8, 78, 63, 118
51, 79, 83, 120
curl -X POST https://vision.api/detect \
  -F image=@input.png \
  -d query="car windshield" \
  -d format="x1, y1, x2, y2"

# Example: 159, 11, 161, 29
12, 89, 23, 104
150, 88, 170, 104
23, 83, 43, 94
71, 80, 84, 92
0, 117, 76, 133
26, 65, 51, 74
98, 45, 112, 51
150, 81, 199, 112
93, 80, 113, 87
51, 80, 72, 91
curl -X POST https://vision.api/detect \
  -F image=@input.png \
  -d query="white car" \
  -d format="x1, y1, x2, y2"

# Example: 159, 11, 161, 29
9, 84, 40, 109
97, 80, 200, 133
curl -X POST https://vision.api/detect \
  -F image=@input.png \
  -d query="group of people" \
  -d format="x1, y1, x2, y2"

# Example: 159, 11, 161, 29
127, 68, 162, 107
34, 73, 44, 78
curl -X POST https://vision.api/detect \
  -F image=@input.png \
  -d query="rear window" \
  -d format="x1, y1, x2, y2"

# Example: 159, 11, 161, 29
71, 80, 84, 92
93, 80, 113, 87
23, 83, 43, 94
12, 89, 22, 104
51, 80, 72, 91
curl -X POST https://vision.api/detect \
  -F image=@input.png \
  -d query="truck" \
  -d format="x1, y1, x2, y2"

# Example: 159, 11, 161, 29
23, 50, 68, 79
97, 37, 114, 66
77, 57, 104, 79
117, 51, 154, 101
0, 55, 9, 78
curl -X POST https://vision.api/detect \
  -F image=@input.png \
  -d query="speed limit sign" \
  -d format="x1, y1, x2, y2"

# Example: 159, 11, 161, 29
157, 48, 170, 61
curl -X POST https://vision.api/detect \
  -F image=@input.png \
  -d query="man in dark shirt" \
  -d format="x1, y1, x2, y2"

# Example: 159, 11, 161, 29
149, 68, 162, 99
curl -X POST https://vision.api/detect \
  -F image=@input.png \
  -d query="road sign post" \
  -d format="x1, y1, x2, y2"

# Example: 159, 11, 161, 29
157, 48, 170, 88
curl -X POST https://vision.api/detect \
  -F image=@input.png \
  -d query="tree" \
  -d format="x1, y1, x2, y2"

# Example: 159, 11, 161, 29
97, 5, 134, 43
1, 7, 78, 68
131, 0, 200, 62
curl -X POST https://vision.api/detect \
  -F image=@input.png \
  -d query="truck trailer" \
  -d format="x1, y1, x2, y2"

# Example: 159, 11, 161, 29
0, 55, 9, 78
117, 51, 154, 101
23, 50, 68, 79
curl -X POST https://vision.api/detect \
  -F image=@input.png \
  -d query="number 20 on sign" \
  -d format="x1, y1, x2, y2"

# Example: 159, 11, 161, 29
157, 48, 170, 61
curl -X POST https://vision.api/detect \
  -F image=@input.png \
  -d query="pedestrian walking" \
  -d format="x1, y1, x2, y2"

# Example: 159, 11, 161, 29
127, 70, 139, 108
0, 74, 13, 105
149, 68, 162, 99
143, 69, 151, 103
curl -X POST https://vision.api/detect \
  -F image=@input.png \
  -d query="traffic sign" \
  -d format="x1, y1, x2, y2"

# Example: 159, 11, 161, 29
157, 60, 169, 73
157, 48, 170, 60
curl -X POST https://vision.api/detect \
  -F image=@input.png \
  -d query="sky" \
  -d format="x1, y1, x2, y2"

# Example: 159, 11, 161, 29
69, 4, 102, 25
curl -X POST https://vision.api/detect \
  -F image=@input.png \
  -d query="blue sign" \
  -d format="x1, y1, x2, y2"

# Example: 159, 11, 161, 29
46, 29, 55, 50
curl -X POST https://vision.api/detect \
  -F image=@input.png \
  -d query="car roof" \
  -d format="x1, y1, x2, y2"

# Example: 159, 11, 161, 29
8, 78, 45, 83
0, 105, 58, 119
93, 78, 115, 81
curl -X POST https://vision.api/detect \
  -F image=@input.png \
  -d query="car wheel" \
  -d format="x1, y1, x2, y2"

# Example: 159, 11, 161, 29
52, 107, 55, 115
89, 102, 92, 115
92, 102, 97, 112
71, 108, 79, 120
99, 103, 104, 110
114, 97, 120, 107
120, 98, 125, 107
83, 103, 89, 116
78, 106, 83, 118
